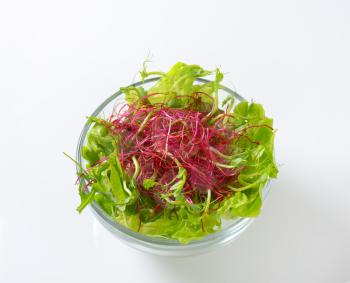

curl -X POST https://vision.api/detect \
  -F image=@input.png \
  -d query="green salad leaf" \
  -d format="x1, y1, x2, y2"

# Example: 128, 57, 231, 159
69, 62, 278, 244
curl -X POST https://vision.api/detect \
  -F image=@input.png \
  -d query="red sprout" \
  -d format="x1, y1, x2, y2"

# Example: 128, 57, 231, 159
108, 97, 252, 205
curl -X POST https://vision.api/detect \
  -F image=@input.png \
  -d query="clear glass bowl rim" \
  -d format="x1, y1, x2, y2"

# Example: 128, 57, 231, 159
75, 77, 272, 250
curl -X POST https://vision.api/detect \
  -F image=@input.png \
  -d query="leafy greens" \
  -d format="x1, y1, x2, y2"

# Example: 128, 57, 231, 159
72, 62, 278, 244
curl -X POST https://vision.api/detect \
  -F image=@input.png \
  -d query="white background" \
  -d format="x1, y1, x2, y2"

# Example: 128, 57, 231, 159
1, 0, 349, 282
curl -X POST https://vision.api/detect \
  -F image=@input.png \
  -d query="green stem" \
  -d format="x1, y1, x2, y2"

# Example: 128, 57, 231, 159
76, 188, 96, 213
203, 189, 211, 213
209, 146, 234, 160
213, 162, 236, 169
227, 183, 257, 192
132, 156, 140, 180
122, 180, 132, 197
63, 152, 84, 172
145, 71, 167, 77
132, 111, 154, 141
223, 97, 234, 124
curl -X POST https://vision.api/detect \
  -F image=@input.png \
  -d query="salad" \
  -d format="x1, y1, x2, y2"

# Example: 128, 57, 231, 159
70, 62, 278, 243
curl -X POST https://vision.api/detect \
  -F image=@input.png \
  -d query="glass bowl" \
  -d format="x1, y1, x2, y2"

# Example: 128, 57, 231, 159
76, 77, 272, 257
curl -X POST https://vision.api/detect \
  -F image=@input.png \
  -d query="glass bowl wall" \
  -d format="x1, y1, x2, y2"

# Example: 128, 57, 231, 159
76, 78, 272, 256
